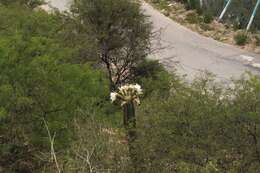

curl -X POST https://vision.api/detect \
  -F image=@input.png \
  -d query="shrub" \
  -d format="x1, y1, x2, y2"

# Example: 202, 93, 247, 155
136, 73, 260, 173
0, 0, 43, 8
200, 23, 213, 31
0, 5, 109, 172
203, 11, 214, 24
2, 1, 260, 173
186, 11, 200, 24
196, 7, 203, 15
62, 116, 129, 173
151, 0, 160, 3
183, 0, 199, 10
234, 31, 248, 45
132, 59, 173, 97
149, 0, 169, 10
255, 35, 260, 46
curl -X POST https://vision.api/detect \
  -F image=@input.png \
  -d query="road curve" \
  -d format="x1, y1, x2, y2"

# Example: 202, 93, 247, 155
141, 2, 260, 82
48, 0, 260, 82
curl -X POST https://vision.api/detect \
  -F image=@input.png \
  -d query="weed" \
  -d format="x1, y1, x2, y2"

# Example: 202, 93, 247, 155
234, 31, 248, 45
186, 11, 200, 24
203, 11, 213, 24
255, 35, 260, 46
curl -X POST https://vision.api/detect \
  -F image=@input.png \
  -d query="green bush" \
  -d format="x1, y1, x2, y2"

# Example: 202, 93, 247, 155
136, 73, 260, 173
203, 11, 214, 24
151, 0, 160, 3
183, 0, 199, 10
0, 5, 109, 172
186, 11, 200, 24
133, 59, 173, 97
234, 31, 248, 45
1, 1, 260, 173
0, 0, 43, 8
255, 35, 260, 46
60, 116, 129, 173
153, 0, 170, 10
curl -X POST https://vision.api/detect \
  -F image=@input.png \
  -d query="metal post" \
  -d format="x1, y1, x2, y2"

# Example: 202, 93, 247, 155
218, 0, 232, 21
200, 0, 203, 8
246, 0, 260, 31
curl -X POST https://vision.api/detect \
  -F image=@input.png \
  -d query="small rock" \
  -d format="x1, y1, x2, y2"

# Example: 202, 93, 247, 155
252, 63, 260, 68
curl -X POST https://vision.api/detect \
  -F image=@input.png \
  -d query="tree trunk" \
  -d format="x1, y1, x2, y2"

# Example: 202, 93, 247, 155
101, 43, 116, 91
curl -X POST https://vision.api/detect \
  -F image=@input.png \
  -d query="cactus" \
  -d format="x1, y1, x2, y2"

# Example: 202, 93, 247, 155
110, 84, 142, 172
110, 83, 142, 134
110, 84, 142, 128
123, 101, 136, 128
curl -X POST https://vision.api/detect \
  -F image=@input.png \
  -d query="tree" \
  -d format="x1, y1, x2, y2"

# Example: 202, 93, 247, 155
0, 0, 43, 8
0, 5, 109, 172
71, 0, 152, 90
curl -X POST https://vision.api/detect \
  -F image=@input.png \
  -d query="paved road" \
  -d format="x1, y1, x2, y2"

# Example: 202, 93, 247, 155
47, 0, 70, 11
48, 0, 260, 82
141, 2, 260, 82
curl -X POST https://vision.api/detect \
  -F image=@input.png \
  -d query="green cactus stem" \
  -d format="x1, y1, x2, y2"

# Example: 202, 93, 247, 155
123, 101, 136, 129
123, 101, 143, 172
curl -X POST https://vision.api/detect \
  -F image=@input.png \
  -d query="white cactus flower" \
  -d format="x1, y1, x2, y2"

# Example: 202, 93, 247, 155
134, 84, 142, 95
119, 85, 128, 93
111, 83, 143, 105
134, 98, 140, 105
110, 92, 117, 102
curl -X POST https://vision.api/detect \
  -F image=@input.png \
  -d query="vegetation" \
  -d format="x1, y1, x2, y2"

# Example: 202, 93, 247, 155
180, 0, 260, 30
147, 0, 260, 53
149, 0, 260, 30
137, 74, 260, 172
0, 0, 260, 173
0, 0, 43, 8
185, 11, 201, 24
71, 0, 152, 90
0, 3, 110, 172
202, 10, 214, 24
256, 35, 260, 46
234, 31, 249, 45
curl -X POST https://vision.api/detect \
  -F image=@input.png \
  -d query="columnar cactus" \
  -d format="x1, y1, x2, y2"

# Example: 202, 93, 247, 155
110, 84, 142, 128
110, 84, 143, 172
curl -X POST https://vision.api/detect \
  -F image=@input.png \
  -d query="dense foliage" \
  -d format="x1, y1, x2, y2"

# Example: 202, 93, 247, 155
71, 0, 152, 90
0, 0, 43, 8
136, 74, 260, 172
0, 4, 109, 172
0, 1, 259, 173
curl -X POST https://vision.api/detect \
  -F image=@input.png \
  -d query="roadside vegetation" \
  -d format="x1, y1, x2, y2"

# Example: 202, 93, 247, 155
0, 0, 260, 173
147, 0, 260, 53
234, 31, 249, 45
